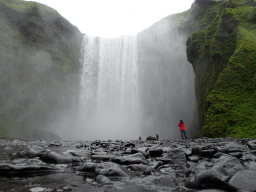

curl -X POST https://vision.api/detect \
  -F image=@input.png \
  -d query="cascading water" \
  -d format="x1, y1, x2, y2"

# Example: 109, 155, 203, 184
79, 35, 141, 141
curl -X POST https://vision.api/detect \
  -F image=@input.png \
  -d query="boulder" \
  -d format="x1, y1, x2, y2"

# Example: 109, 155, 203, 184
228, 170, 256, 191
146, 136, 157, 141
131, 149, 150, 158
112, 153, 149, 165
247, 139, 256, 149
149, 148, 163, 157
127, 164, 149, 172
17, 145, 83, 164
0, 163, 61, 177
95, 162, 129, 177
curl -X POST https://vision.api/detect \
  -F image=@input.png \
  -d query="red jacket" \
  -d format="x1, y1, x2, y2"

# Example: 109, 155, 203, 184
178, 122, 185, 130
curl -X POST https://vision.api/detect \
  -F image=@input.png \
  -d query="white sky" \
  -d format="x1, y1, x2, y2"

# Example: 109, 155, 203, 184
24, 0, 194, 37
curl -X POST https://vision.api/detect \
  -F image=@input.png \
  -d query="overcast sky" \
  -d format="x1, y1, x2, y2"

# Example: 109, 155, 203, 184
24, 0, 194, 37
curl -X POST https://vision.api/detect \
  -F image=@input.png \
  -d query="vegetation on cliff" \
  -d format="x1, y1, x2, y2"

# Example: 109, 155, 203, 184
186, 0, 256, 138
0, 0, 83, 140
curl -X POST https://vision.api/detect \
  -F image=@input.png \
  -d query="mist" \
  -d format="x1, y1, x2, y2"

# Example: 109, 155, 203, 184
49, 17, 199, 141
137, 18, 199, 140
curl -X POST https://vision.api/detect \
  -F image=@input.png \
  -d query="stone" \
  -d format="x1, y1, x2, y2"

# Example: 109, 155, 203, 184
146, 136, 157, 141
95, 162, 129, 177
127, 164, 149, 172
131, 149, 150, 158
188, 155, 200, 163
247, 139, 256, 149
166, 148, 187, 167
228, 170, 256, 191
91, 155, 115, 161
112, 153, 149, 165
152, 175, 177, 188
211, 156, 245, 182
95, 175, 111, 184
0, 163, 61, 177
76, 162, 97, 174
149, 148, 163, 157
225, 142, 248, 153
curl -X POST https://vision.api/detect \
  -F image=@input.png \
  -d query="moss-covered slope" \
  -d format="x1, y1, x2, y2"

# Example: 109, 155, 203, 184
186, 0, 256, 138
0, 0, 83, 140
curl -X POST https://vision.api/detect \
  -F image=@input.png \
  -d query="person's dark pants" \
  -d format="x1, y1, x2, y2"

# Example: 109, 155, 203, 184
180, 130, 187, 139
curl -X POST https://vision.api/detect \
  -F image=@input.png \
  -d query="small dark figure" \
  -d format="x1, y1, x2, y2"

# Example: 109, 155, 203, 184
139, 136, 141, 141
156, 134, 159, 140
178, 120, 187, 140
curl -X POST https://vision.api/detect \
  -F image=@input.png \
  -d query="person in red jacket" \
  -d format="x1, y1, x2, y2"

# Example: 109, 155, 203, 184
178, 120, 187, 139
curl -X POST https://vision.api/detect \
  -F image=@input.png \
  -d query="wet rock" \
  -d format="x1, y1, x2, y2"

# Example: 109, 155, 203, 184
149, 148, 163, 157
185, 169, 230, 190
143, 166, 153, 175
188, 155, 200, 163
228, 170, 256, 191
41, 151, 82, 164
64, 150, 89, 158
91, 155, 115, 161
124, 142, 135, 148
213, 152, 231, 158
152, 175, 177, 188
211, 156, 245, 182
246, 161, 256, 170
17, 145, 49, 158
229, 152, 243, 158
186, 156, 245, 190
131, 149, 150, 158
225, 142, 249, 153
166, 148, 187, 167
95, 175, 111, 184
0, 163, 61, 176
95, 162, 129, 177
76, 162, 97, 174
201, 148, 216, 158
247, 139, 256, 149
146, 136, 157, 141
152, 160, 164, 169
17, 145, 83, 164
112, 153, 149, 165
127, 164, 149, 171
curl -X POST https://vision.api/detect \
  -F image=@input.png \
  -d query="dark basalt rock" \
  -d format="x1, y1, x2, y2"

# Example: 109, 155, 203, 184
149, 148, 163, 157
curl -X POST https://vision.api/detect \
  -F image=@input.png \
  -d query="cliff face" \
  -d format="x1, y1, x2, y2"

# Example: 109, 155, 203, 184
186, 0, 256, 138
0, 0, 83, 140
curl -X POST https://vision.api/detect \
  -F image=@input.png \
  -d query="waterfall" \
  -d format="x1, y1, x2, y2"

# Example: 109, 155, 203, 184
79, 35, 141, 141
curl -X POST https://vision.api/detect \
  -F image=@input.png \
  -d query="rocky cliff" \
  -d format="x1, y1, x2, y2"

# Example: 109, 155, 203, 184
185, 0, 256, 138
0, 0, 83, 140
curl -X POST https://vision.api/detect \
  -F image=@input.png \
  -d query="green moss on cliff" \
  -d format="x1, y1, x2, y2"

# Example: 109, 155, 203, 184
186, 0, 256, 138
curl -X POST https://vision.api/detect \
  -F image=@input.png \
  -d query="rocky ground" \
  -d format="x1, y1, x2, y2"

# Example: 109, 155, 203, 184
0, 137, 256, 192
